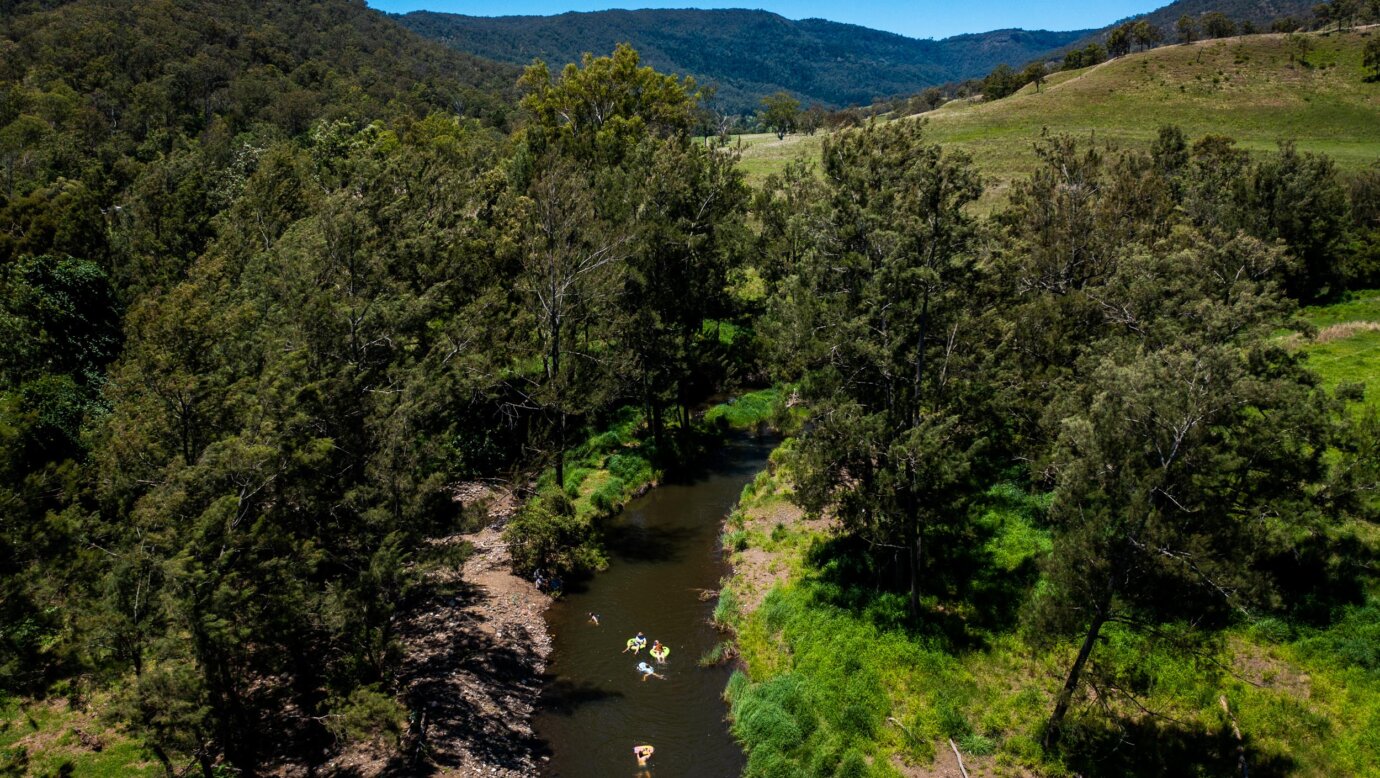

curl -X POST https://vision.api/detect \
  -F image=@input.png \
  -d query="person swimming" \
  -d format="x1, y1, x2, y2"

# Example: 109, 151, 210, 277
636, 661, 665, 681
633, 744, 655, 766
623, 631, 647, 653
588, 612, 600, 626
649, 640, 669, 664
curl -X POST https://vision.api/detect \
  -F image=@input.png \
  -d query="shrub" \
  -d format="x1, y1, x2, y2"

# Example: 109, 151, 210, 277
504, 490, 605, 575
726, 669, 751, 704
744, 746, 795, 778
713, 589, 741, 626
1249, 617, 1295, 644
589, 476, 627, 513
959, 732, 997, 756
605, 452, 652, 485
327, 684, 406, 747
734, 697, 802, 755
705, 388, 780, 429
700, 641, 737, 666
834, 748, 870, 778
563, 466, 591, 495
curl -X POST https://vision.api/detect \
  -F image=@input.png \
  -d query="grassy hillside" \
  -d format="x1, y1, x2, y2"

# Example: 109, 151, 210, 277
1063, 0, 1319, 53
737, 29, 1380, 209
1299, 289, 1380, 411
399, 9, 1088, 113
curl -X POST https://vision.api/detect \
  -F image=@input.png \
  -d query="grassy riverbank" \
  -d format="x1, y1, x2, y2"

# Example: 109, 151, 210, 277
717, 292, 1380, 777
719, 459, 1380, 777
505, 389, 783, 576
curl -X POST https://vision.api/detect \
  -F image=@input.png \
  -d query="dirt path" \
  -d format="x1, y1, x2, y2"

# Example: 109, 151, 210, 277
326, 488, 554, 777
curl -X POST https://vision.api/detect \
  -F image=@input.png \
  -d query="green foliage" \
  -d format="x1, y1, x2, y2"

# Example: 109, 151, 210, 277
1362, 34, 1380, 81
759, 92, 801, 140
713, 589, 741, 626
769, 118, 986, 615
983, 64, 1023, 100
326, 685, 407, 748
505, 491, 607, 576
1298, 600, 1380, 671
705, 388, 781, 430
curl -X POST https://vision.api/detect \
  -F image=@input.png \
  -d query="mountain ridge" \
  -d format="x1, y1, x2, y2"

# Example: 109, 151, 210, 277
397, 8, 1091, 112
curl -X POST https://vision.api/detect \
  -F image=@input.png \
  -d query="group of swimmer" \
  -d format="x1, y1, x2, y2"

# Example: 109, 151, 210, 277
586, 614, 672, 768
621, 630, 670, 677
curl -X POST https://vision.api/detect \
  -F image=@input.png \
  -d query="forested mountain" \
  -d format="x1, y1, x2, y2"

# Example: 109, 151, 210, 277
0, 0, 518, 294
1105, 0, 1318, 34
397, 9, 1089, 112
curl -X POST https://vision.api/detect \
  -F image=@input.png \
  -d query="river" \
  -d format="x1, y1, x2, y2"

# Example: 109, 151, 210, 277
533, 432, 775, 777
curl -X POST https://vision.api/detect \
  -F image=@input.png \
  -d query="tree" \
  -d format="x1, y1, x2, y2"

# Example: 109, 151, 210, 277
1106, 24, 1133, 58
1364, 37, 1380, 82
1021, 61, 1048, 93
1176, 14, 1197, 44
800, 102, 828, 135
1131, 20, 1163, 51
1040, 327, 1335, 746
519, 43, 700, 164
983, 63, 1021, 100
1033, 230, 1337, 747
1203, 12, 1236, 38
759, 91, 800, 140
1326, 0, 1360, 30
1313, 3, 1333, 30
1272, 16, 1303, 32
770, 120, 985, 615
1248, 142, 1351, 301
1063, 43, 1106, 71
517, 160, 628, 488
620, 136, 749, 445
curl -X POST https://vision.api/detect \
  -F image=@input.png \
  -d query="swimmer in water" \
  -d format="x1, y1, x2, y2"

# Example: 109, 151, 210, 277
650, 640, 669, 664
634, 744, 655, 766
588, 612, 600, 626
637, 661, 665, 681
622, 631, 647, 653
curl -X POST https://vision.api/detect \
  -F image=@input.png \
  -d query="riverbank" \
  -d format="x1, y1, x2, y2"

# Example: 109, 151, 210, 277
327, 486, 555, 777
718, 443, 1380, 777
532, 432, 775, 777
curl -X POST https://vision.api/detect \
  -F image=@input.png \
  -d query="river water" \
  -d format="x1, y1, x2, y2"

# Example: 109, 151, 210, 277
534, 432, 775, 777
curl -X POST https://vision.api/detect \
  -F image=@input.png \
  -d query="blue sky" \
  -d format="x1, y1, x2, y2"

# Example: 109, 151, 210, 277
366, 1, 1158, 39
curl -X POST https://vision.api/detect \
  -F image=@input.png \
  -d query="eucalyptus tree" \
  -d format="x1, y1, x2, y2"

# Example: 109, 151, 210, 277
516, 160, 629, 488
1036, 234, 1338, 746
769, 120, 985, 614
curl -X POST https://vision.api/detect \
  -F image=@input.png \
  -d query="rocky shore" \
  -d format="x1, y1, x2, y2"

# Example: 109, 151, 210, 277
326, 487, 554, 776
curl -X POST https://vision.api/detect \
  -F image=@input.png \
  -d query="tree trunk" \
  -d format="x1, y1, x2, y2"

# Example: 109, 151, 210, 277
1045, 606, 1109, 749
555, 411, 565, 491
150, 744, 173, 778
550, 301, 564, 490
913, 286, 930, 426
908, 522, 922, 616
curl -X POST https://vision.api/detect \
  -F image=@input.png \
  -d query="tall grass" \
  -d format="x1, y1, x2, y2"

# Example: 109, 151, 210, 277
720, 459, 1380, 776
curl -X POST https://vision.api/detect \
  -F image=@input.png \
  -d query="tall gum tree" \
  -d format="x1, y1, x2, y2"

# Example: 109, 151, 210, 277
770, 120, 985, 614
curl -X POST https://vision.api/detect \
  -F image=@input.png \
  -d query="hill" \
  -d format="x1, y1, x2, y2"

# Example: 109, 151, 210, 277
0, 0, 518, 290
737, 28, 1380, 208
397, 8, 1089, 113
1107, 0, 1318, 37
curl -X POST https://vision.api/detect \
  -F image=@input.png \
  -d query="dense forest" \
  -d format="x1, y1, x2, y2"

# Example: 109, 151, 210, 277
3, 0, 1380, 775
398, 8, 1089, 113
